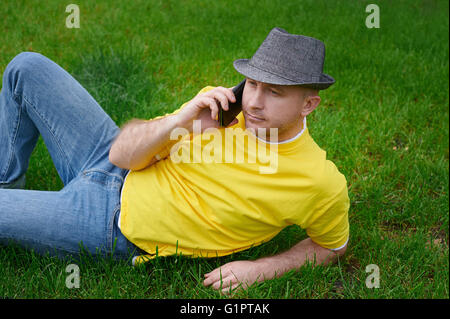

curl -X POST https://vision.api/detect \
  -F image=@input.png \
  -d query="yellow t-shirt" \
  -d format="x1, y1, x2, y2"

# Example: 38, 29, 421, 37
119, 86, 350, 264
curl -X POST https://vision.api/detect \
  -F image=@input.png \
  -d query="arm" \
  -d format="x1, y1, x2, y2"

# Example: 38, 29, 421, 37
203, 237, 347, 294
109, 86, 238, 171
109, 115, 182, 171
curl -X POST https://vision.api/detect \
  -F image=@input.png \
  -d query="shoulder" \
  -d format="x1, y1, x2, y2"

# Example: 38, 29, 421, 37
306, 140, 348, 200
314, 161, 349, 212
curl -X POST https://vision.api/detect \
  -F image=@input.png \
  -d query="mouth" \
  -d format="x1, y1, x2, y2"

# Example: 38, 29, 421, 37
245, 111, 265, 122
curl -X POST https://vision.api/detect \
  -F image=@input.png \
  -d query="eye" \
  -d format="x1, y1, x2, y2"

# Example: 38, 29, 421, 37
270, 90, 279, 95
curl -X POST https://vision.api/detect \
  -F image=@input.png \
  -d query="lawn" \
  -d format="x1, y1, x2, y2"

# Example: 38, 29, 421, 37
0, 0, 448, 299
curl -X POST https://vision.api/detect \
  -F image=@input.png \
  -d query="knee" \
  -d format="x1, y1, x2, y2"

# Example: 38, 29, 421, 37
3, 52, 50, 92
5, 52, 49, 78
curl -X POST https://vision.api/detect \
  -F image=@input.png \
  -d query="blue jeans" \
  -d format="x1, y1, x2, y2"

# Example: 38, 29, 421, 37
0, 52, 140, 262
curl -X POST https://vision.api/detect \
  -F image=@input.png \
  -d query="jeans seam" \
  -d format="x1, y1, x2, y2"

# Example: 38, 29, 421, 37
1, 92, 23, 180
21, 92, 76, 181
0, 235, 80, 255
107, 204, 121, 253
82, 168, 125, 183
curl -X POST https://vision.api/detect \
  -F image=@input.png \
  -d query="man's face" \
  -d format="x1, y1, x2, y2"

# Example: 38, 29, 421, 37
241, 78, 312, 141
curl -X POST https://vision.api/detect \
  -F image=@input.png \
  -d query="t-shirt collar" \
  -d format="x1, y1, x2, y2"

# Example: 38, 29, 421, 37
251, 116, 307, 145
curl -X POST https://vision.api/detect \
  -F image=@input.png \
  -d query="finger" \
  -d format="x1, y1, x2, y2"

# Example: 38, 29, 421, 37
212, 276, 234, 290
206, 97, 220, 121
203, 272, 215, 286
203, 276, 214, 287
203, 267, 225, 286
224, 86, 237, 103
204, 267, 220, 279
204, 261, 235, 281
212, 86, 236, 104
214, 93, 229, 111
221, 282, 243, 295
225, 87, 236, 104
199, 96, 219, 121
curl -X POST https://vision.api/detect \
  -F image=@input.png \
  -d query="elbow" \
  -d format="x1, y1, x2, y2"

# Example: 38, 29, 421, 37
108, 146, 129, 170
333, 243, 347, 257
109, 150, 156, 171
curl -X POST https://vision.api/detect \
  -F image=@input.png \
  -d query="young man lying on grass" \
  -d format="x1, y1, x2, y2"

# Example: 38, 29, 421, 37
0, 27, 349, 294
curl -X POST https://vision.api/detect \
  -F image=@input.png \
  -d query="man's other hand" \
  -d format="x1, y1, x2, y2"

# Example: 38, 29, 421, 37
203, 260, 264, 295
201, 238, 347, 296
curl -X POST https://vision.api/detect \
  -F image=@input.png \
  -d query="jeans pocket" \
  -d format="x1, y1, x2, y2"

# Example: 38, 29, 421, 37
81, 168, 123, 190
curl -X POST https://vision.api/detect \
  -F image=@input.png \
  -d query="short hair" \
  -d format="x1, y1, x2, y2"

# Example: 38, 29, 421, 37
299, 87, 319, 99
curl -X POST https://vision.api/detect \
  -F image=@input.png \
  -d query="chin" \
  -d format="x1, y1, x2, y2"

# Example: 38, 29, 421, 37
244, 120, 269, 137
244, 118, 262, 130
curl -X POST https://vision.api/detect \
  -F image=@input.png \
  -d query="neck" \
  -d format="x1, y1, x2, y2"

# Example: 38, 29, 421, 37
278, 116, 305, 142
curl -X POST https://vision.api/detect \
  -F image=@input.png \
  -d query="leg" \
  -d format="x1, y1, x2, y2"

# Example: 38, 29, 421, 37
0, 172, 138, 260
0, 52, 136, 261
0, 52, 121, 187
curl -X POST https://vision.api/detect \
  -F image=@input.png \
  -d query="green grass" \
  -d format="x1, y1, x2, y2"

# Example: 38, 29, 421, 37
0, 0, 448, 298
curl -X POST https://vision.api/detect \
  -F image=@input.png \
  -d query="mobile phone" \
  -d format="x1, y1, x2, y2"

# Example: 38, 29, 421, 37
219, 79, 246, 127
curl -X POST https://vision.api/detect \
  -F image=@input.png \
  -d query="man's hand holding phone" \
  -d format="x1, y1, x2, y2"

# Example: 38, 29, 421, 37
176, 86, 239, 133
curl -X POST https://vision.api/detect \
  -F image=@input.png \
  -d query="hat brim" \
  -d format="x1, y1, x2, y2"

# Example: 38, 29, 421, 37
233, 59, 335, 90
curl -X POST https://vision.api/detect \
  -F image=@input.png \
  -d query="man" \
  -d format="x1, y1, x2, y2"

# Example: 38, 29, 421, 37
0, 27, 349, 294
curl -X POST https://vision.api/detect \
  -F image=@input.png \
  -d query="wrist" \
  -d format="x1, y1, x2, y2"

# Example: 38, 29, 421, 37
253, 257, 280, 281
172, 113, 193, 133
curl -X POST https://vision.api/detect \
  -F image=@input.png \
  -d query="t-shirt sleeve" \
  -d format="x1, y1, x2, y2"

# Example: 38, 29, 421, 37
306, 171, 350, 250
149, 86, 216, 161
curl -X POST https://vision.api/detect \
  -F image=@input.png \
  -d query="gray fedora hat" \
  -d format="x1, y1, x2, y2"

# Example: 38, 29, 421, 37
233, 27, 335, 90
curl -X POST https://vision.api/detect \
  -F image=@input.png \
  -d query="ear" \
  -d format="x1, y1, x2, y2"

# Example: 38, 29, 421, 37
300, 95, 321, 117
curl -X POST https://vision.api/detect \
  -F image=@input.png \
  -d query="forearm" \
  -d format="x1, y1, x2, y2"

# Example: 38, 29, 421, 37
203, 237, 345, 292
254, 237, 342, 281
109, 86, 238, 171
109, 114, 183, 170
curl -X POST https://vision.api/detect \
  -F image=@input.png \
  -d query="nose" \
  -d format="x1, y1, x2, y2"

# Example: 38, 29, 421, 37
245, 87, 265, 114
